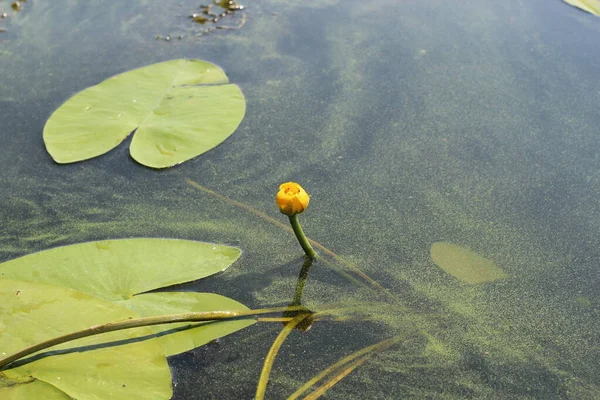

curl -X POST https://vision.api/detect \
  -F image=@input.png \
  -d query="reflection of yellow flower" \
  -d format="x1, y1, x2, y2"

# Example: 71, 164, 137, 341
276, 182, 310, 216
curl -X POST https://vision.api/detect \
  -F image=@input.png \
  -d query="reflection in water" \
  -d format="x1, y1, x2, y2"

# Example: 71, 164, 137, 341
282, 256, 316, 332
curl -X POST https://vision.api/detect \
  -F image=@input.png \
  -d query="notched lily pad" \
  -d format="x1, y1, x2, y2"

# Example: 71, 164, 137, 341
430, 242, 507, 284
0, 240, 255, 399
43, 59, 246, 169
0, 279, 172, 400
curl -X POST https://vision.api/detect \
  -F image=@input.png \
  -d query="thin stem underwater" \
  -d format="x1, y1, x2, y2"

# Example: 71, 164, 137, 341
0, 305, 307, 370
255, 313, 312, 400
301, 357, 368, 400
287, 336, 404, 400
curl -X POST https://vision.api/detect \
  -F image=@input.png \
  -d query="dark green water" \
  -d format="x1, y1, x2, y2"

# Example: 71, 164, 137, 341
1, 0, 600, 398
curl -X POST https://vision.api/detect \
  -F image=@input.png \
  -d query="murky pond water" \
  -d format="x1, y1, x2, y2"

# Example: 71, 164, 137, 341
1, 0, 600, 398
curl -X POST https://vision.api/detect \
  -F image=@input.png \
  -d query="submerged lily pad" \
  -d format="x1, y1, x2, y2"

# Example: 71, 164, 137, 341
0, 279, 172, 400
564, 0, 600, 16
430, 242, 507, 284
43, 59, 246, 168
0, 238, 241, 301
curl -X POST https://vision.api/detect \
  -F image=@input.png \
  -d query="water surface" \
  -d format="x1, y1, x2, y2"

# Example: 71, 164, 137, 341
1, 0, 600, 398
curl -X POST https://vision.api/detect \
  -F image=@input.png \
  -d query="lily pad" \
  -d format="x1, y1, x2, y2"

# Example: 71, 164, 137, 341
430, 242, 507, 284
0, 379, 72, 400
0, 279, 172, 400
117, 292, 255, 357
0, 238, 241, 301
43, 59, 246, 168
0, 239, 256, 399
564, 0, 600, 15
0, 239, 253, 360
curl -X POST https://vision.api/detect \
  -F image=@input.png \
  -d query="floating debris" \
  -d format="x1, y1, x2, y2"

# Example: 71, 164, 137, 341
2, 1, 26, 34
1, 0, 29, 34
189, 0, 246, 32
0, 15, 6, 32
191, 14, 209, 24
11, 1, 23, 12
156, 0, 246, 41
155, 34, 185, 41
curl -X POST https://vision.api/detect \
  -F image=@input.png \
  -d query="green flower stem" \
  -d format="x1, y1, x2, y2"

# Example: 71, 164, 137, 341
289, 213, 317, 259
0, 305, 304, 371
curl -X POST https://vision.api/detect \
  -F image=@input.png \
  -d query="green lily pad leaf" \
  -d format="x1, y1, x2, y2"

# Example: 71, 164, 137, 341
43, 59, 246, 168
0, 279, 172, 400
0, 379, 72, 400
117, 292, 255, 357
0, 238, 241, 301
564, 0, 600, 15
430, 242, 507, 284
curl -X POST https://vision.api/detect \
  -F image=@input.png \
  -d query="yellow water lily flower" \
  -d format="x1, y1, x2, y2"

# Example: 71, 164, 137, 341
276, 182, 310, 216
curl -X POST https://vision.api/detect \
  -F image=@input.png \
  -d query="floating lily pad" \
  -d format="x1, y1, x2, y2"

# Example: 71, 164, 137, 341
0, 279, 172, 400
0, 238, 241, 301
564, 0, 600, 16
0, 379, 72, 400
43, 59, 246, 168
117, 292, 255, 357
0, 239, 251, 358
430, 242, 507, 284
0, 239, 255, 399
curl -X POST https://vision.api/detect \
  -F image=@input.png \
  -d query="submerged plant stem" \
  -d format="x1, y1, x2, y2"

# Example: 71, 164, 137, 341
0, 305, 305, 370
255, 313, 312, 400
287, 336, 403, 400
302, 357, 368, 400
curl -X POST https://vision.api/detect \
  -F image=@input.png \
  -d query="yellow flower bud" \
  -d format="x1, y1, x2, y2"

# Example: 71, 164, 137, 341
276, 182, 310, 216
